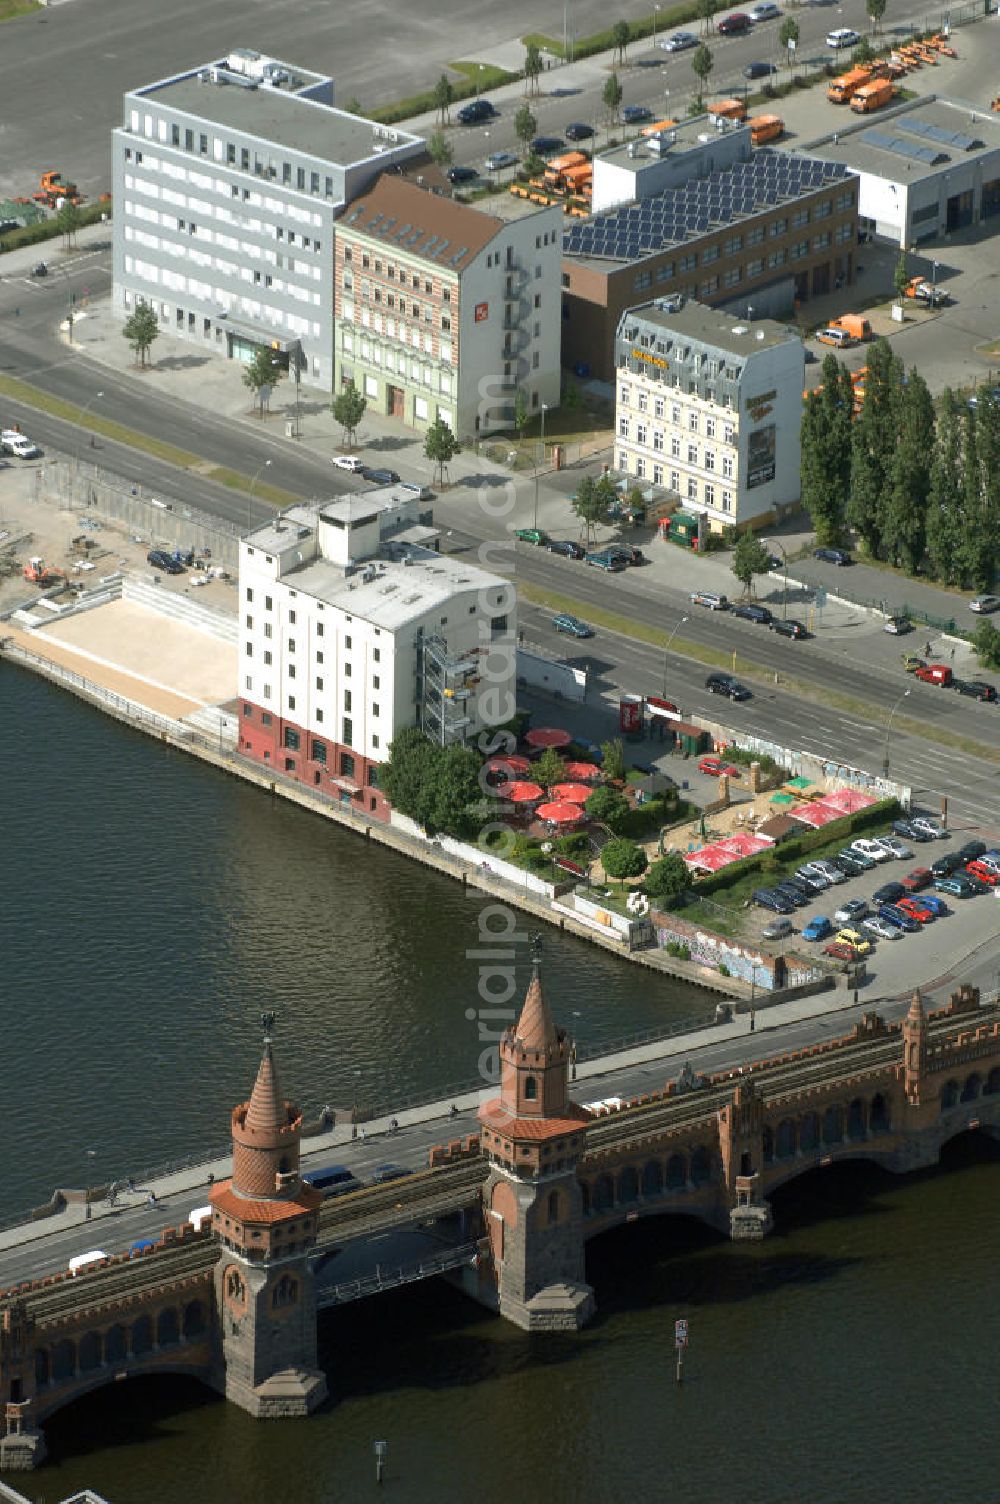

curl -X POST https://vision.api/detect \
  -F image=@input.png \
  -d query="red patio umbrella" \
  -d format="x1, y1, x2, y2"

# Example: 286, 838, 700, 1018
536, 801, 584, 824
484, 755, 531, 777
550, 782, 595, 805
563, 760, 601, 781
496, 781, 544, 803
525, 727, 572, 749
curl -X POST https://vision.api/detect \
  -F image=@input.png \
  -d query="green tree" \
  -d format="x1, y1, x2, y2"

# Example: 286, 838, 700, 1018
594, 473, 618, 514
924, 389, 965, 584
380, 727, 442, 826
866, 0, 887, 31
603, 72, 623, 122
515, 103, 538, 153
585, 784, 631, 829
643, 852, 690, 902
423, 743, 483, 839
884, 370, 934, 572
600, 737, 626, 782
697, 0, 718, 33
893, 250, 910, 304
571, 474, 606, 544
242, 346, 284, 417
332, 379, 367, 447
513, 388, 529, 440
960, 404, 982, 588
433, 74, 454, 125
963, 393, 1000, 591
534, 745, 568, 788
523, 41, 543, 96
344, 97, 364, 116
601, 837, 648, 887
853, 36, 875, 63
425, 416, 462, 485
972, 619, 1000, 671
731, 531, 772, 595
691, 44, 714, 107
778, 16, 799, 73
122, 299, 159, 368
800, 354, 854, 544
427, 129, 453, 168
848, 337, 904, 558
56, 199, 82, 248
612, 18, 631, 64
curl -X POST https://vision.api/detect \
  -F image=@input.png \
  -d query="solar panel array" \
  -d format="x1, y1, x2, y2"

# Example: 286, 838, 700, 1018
862, 129, 946, 166
563, 150, 850, 263
901, 117, 982, 153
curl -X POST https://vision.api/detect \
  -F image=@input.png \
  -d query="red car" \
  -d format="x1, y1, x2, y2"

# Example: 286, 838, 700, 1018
824, 940, 861, 962
900, 867, 933, 891
699, 755, 740, 778
967, 860, 1000, 886
897, 897, 934, 923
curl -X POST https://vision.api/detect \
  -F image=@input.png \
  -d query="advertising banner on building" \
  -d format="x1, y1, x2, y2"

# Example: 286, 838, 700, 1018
747, 423, 776, 489
619, 697, 643, 734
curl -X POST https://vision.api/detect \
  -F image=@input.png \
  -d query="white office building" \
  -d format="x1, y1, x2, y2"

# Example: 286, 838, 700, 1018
112, 49, 423, 388
237, 491, 516, 820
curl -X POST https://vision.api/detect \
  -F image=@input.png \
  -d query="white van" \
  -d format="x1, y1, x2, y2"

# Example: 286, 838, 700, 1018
68, 1249, 108, 1275
188, 1205, 213, 1232
397, 481, 433, 502
816, 326, 854, 349
1, 430, 40, 459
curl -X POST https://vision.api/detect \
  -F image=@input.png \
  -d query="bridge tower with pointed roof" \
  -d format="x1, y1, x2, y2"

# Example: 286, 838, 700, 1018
209, 1013, 327, 1416
477, 941, 594, 1330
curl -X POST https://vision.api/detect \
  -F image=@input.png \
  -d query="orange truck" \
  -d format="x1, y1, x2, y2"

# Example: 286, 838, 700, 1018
851, 79, 895, 113
640, 117, 679, 138
830, 314, 872, 341
749, 114, 784, 145
827, 66, 872, 103
708, 98, 747, 123
542, 151, 588, 190
561, 164, 593, 198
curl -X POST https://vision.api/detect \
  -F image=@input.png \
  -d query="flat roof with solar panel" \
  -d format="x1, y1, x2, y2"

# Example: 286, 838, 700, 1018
798, 93, 1000, 187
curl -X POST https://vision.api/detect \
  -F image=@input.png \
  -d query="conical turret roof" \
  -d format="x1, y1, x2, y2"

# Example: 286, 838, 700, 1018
244, 1041, 286, 1133
515, 966, 559, 1051
907, 990, 926, 1024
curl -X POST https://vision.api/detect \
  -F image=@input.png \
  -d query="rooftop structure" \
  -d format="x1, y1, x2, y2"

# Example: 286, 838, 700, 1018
592, 116, 752, 214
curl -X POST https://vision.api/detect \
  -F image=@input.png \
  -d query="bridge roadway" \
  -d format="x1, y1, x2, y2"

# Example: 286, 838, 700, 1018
8, 1001, 988, 1322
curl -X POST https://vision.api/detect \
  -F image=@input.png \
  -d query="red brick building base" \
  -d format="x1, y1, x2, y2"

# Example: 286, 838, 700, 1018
238, 700, 391, 822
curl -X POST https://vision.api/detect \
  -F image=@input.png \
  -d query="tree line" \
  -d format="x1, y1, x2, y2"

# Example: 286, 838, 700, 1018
801, 339, 1000, 591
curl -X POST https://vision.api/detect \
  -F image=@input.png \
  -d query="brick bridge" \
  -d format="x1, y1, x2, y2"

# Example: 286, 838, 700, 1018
3, 982, 999, 1469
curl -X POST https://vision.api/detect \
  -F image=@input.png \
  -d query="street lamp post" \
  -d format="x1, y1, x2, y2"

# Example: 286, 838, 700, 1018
770, 539, 788, 619
76, 389, 104, 469
654, 3, 661, 49
247, 459, 272, 535
662, 614, 688, 696
533, 402, 548, 530
882, 688, 911, 780
54, 265, 76, 345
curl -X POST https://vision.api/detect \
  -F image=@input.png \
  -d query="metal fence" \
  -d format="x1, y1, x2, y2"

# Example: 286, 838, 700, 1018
41, 461, 242, 570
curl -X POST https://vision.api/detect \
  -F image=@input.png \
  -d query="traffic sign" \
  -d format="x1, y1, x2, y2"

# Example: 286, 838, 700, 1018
815, 587, 827, 609
675, 1317, 689, 1348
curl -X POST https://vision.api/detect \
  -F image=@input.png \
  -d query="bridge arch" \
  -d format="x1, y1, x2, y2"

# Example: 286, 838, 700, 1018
985, 1068, 1000, 1096
642, 1160, 663, 1198
106, 1323, 128, 1363
690, 1146, 711, 1186
665, 1153, 687, 1190
34, 1349, 48, 1389
580, 1179, 591, 1216
594, 1173, 614, 1212
776, 1119, 797, 1159
132, 1315, 153, 1358
961, 1073, 982, 1103
847, 1098, 867, 1142
871, 1092, 891, 1132
78, 1331, 102, 1373
52, 1339, 75, 1382
941, 1080, 959, 1110
822, 1105, 844, 1145
617, 1167, 639, 1204
157, 1307, 180, 1348
762, 1125, 774, 1165
800, 1112, 819, 1151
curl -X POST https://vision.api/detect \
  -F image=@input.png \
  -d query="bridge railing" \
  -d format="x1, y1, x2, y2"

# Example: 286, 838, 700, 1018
317, 1242, 480, 1308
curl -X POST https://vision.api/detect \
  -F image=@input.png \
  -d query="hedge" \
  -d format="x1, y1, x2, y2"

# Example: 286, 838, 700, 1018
0, 198, 112, 256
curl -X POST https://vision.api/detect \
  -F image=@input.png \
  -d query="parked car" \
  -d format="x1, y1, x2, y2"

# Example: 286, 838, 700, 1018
878, 904, 921, 933
621, 105, 653, 124
553, 613, 594, 638
660, 29, 698, 50
794, 866, 830, 892
839, 845, 875, 870
893, 818, 929, 842
910, 817, 945, 839
834, 897, 869, 925
748, 0, 781, 16
1, 430, 40, 459
699, 755, 741, 778
731, 603, 772, 624
850, 838, 891, 863
976, 851, 1000, 873
458, 99, 496, 125
884, 615, 913, 635
706, 672, 752, 700
930, 852, 964, 878
957, 840, 987, 863
773, 882, 811, 908
824, 940, 862, 962
608, 545, 647, 567
900, 867, 933, 892
547, 539, 586, 559
914, 893, 947, 916
744, 60, 778, 77
32, 261, 48, 277
898, 897, 935, 923
531, 135, 564, 154
872, 835, 911, 859
932, 876, 969, 898
863, 916, 902, 940
585, 550, 627, 571
955, 679, 998, 701
901, 654, 926, 675
831, 853, 865, 878
147, 548, 184, 575
966, 860, 1000, 886
915, 663, 953, 687
718, 11, 752, 33
447, 165, 478, 185
873, 881, 906, 905
771, 618, 808, 639
370, 1163, 413, 1184
802, 916, 833, 941
362, 466, 400, 485
485, 150, 519, 172
690, 590, 729, 609
813, 547, 851, 565
826, 26, 860, 46
565, 123, 594, 141
332, 454, 365, 472
835, 927, 873, 955
969, 595, 1000, 614
754, 888, 795, 913
514, 527, 549, 545
762, 916, 795, 939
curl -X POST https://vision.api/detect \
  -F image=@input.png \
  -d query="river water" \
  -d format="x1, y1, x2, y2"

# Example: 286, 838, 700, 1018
5, 665, 1000, 1504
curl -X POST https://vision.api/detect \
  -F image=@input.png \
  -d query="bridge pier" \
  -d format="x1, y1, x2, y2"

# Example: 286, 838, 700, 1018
0, 1404, 47, 1473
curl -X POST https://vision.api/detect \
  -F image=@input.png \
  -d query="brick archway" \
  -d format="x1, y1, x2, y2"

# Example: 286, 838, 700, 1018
183, 1300, 208, 1339
776, 1119, 797, 1158
78, 1331, 102, 1373
870, 1092, 891, 1131
617, 1166, 639, 1204
847, 1098, 867, 1141
641, 1160, 663, 1197
52, 1339, 75, 1382
106, 1324, 128, 1363
665, 1153, 687, 1189
961, 1073, 982, 1103
132, 1315, 153, 1357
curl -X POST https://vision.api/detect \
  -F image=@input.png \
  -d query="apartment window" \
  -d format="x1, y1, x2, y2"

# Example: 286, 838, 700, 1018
652, 430, 664, 452
723, 267, 742, 288
316, 651, 324, 666
669, 470, 680, 491
619, 384, 630, 405
724, 235, 743, 255
199, 134, 208, 155
704, 450, 716, 472
636, 422, 647, 445
288, 609, 297, 625
372, 703, 380, 717
185, 129, 194, 151
748, 258, 764, 278
653, 464, 663, 485
767, 248, 786, 269
769, 218, 788, 239
747, 225, 765, 247
288, 664, 297, 680
724, 424, 735, 445
373, 648, 380, 662
636, 456, 646, 478
814, 200, 832, 220
722, 491, 733, 513
702, 244, 719, 265
706, 416, 716, 438
670, 435, 681, 459
288, 696, 296, 712
245, 642, 253, 658
654, 396, 664, 418
344, 662, 352, 678
341, 720, 353, 754
618, 416, 629, 438
245, 615, 253, 629
344, 689, 352, 712
283, 728, 300, 750
264, 651, 272, 666
312, 740, 327, 764
687, 443, 698, 465
686, 478, 698, 500
723, 454, 734, 478
671, 404, 680, 424
288, 638, 295, 654
793, 207, 810, 228
790, 240, 809, 261
636, 390, 648, 413
814, 231, 831, 251
836, 223, 853, 245
245, 675, 252, 692
315, 708, 324, 723
688, 411, 698, 433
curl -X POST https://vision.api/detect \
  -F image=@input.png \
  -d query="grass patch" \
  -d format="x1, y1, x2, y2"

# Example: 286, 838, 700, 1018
518, 406, 613, 445
522, 32, 564, 55
371, 65, 516, 124
448, 62, 517, 92
0, 0, 41, 21
0, 374, 300, 509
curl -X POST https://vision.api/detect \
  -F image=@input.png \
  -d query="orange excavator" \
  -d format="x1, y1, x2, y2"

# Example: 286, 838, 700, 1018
32, 171, 85, 208
23, 556, 66, 586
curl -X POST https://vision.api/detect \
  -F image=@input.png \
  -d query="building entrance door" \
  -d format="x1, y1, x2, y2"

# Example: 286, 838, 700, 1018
387, 384, 404, 418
